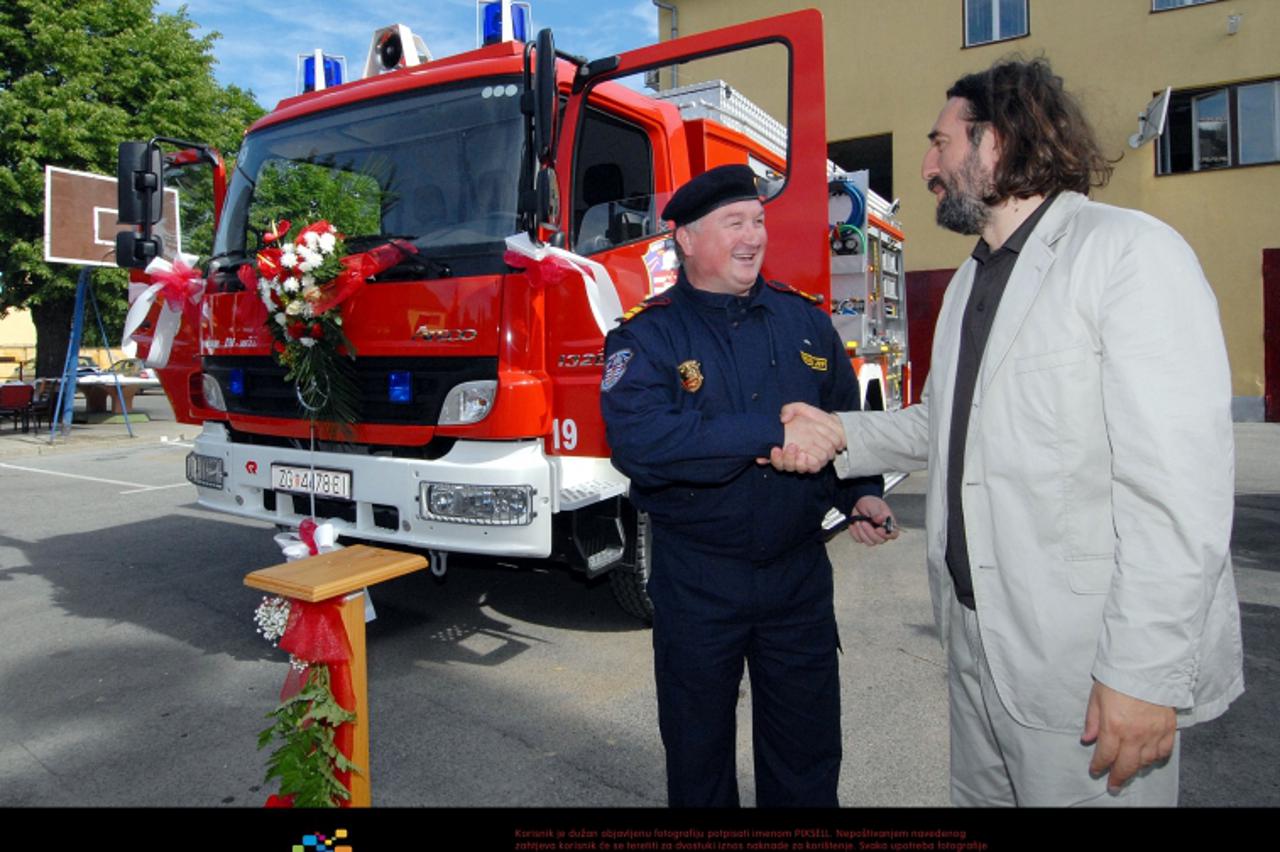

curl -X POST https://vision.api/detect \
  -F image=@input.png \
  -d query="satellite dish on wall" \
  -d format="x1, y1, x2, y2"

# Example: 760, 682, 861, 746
1129, 86, 1172, 149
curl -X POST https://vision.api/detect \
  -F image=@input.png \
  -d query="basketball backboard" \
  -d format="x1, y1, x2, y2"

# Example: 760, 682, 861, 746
43, 166, 181, 267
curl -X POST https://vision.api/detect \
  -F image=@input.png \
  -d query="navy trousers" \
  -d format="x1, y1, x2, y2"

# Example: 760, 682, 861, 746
648, 531, 841, 807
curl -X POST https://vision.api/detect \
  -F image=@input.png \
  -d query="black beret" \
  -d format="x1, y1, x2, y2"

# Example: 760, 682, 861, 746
660, 164, 761, 226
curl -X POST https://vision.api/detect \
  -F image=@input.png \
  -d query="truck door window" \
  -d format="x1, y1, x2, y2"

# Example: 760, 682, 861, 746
571, 109, 656, 255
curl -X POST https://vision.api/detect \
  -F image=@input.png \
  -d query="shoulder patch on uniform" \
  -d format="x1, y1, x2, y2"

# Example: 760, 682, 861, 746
601, 349, 634, 392
619, 295, 671, 323
767, 279, 823, 305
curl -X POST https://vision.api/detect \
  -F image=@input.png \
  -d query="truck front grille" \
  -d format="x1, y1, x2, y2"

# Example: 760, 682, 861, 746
203, 356, 498, 425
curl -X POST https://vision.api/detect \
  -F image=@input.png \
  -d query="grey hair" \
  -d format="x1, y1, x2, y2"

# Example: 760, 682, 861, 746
671, 219, 700, 264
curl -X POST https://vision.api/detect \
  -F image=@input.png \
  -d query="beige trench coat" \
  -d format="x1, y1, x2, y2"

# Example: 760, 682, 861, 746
836, 192, 1244, 732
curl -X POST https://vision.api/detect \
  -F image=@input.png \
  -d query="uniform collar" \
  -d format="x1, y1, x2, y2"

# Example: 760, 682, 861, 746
675, 270, 770, 312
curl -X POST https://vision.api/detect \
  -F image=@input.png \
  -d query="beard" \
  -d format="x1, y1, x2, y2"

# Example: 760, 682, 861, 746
930, 149, 994, 236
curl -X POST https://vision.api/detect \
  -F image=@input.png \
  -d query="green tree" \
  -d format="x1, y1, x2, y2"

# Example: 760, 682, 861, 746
0, 0, 264, 376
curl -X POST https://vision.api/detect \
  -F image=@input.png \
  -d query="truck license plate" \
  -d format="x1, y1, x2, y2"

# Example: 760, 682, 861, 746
271, 464, 352, 500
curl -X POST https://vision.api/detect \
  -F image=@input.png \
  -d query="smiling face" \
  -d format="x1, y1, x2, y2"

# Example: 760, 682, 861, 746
922, 97, 1001, 236
676, 198, 767, 296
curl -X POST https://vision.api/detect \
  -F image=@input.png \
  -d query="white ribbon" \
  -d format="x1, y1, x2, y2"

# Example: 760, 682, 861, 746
121, 252, 202, 369
505, 233, 624, 336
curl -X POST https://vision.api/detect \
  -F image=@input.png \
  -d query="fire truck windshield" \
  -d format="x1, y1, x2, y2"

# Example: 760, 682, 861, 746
211, 78, 526, 282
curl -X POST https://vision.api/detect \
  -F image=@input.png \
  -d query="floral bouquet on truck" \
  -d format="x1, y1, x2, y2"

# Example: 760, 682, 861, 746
238, 219, 414, 426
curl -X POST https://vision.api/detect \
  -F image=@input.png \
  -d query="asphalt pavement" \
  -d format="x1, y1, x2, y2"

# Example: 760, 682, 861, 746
0, 393, 1275, 811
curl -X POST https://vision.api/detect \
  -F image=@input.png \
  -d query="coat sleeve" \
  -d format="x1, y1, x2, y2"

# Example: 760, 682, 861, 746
1089, 223, 1235, 709
600, 324, 783, 489
833, 386, 932, 479
823, 322, 884, 508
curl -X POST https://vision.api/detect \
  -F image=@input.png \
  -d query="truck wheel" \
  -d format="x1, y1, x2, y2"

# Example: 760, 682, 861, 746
609, 509, 654, 623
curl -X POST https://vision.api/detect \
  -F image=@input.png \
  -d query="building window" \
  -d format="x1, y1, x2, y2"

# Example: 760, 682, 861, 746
1159, 79, 1280, 174
1152, 0, 1218, 11
964, 0, 1028, 47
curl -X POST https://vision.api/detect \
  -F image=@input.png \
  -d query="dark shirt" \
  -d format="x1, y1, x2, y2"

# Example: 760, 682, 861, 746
945, 196, 1056, 608
600, 271, 882, 562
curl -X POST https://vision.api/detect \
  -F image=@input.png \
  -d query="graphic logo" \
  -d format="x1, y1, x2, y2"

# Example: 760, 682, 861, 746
246, 460, 258, 475
800, 351, 829, 372
293, 829, 350, 852
677, 359, 704, 392
601, 349, 633, 392
642, 238, 679, 295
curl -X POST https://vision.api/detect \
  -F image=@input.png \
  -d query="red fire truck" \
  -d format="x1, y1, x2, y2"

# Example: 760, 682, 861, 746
115, 8, 907, 620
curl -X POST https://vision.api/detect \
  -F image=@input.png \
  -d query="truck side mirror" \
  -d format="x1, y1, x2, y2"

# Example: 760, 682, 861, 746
117, 141, 163, 225
534, 28, 558, 167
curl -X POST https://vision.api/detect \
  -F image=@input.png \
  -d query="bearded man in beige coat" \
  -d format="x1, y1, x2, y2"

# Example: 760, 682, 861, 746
773, 58, 1243, 807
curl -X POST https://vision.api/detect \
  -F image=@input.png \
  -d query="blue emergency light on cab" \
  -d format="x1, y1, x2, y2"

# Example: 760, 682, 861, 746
480, 1, 531, 45
227, 367, 245, 397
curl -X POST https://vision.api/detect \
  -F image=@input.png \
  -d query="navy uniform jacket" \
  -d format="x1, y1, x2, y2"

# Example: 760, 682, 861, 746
601, 271, 882, 563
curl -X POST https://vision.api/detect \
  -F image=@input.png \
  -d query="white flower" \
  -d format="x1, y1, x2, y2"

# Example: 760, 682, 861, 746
299, 337, 316, 348
298, 248, 322, 272
253, 595, 291, 645
280, 248, 298, 269
302, 303, 314, 319
300, 274, 315, 289
282, 278, 300, 293
334, 316, 343, 326
318, 232, 336, 253
301, 284, 320, 302
302, 231, 320, 249
275, 312, 287, 325
285, 300, 303, 316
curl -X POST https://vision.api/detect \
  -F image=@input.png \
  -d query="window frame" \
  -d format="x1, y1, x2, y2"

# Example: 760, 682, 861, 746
1157, 77, 1280, 176
1151, 0, 1219, 13
962, 0, 1030, 49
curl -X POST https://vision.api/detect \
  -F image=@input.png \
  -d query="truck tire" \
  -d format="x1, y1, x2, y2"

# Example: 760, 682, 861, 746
609, 509, 654, 623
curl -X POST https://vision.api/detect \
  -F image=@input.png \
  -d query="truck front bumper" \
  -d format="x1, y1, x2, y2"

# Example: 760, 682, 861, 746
186, 423, 555, 557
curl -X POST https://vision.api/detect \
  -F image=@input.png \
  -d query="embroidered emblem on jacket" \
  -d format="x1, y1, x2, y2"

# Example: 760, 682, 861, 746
677, 360, 704, 392
601, 349, 633, 392
800, 351, 829, 371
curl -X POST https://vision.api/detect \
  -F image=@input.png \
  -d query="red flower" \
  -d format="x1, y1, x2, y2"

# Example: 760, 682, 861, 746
256, 247, 284, 279
295, 220, 333, 245
264, 219, 292, 244
273, 340, 286, 353
310, 323, 323, 338
264, 793, 295, 808
288, 322, 305, 339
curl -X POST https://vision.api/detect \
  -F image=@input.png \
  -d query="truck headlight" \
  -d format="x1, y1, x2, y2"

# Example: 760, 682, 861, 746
420, 483, 532, 525
437, 380, 495, 425
201, 374, 228, 412
186, 452, 225, 489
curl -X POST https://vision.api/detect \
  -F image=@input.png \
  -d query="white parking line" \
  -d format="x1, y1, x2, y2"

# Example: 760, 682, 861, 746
118, 482, 191, 495
0, 461, 189, 494
0, 461, 144, 489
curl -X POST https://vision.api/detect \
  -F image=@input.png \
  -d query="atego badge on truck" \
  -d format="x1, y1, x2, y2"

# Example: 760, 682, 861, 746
115, 7, 909, 621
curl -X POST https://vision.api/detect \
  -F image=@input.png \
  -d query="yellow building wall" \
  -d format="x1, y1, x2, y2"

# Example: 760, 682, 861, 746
659, 0, 1279, 404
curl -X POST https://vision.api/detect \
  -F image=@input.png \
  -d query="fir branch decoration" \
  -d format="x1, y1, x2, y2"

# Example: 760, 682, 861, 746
257, 664, 361, 808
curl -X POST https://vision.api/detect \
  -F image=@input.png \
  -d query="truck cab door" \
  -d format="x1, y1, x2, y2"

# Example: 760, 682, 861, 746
558, 9, 829, 299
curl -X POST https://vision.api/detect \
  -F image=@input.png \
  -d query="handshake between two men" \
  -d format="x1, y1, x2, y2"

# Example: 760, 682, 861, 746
757, 402, 900, 547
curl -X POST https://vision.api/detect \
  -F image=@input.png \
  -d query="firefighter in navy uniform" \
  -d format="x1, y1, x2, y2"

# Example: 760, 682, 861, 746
600, 165, 897, 807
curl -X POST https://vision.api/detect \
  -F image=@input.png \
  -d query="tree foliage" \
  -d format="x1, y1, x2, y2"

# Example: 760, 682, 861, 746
0, 0, 263, 373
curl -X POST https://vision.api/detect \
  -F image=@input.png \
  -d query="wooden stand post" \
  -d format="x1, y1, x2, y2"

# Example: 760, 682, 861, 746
245, 544, 427, 807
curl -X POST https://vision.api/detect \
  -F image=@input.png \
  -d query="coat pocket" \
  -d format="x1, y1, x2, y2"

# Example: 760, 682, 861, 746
1066, 556, 1113, 594
1013, 344, 1088, 374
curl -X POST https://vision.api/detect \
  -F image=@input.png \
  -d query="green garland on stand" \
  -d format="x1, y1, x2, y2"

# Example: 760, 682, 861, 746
257, 664, 360, 808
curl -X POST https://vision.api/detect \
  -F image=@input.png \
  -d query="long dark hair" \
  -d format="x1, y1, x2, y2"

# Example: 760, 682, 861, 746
947, 57, 1114, 201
